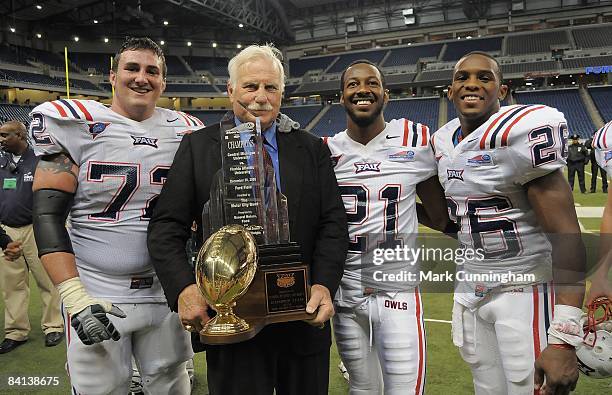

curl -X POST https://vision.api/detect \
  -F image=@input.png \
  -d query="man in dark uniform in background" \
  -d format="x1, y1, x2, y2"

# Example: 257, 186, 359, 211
585, 136, 608, 193
567, 134, 589, 193
0, 120, 63, 354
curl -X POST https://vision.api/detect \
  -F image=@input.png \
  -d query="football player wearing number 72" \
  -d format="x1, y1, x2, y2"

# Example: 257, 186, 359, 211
28, 37, 202, 394
432, 51, 586, 394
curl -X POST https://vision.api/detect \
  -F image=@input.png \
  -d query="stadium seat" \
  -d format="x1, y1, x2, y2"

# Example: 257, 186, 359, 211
515, 89, 594, 138
589, 86, 612, 123
442, 37, 502, 61
382, 44, 443, 67
506, 31, 570, 55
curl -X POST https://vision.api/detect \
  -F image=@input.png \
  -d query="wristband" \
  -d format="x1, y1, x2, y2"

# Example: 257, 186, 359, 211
547, 304, 584, 347
57, 277, 112, 316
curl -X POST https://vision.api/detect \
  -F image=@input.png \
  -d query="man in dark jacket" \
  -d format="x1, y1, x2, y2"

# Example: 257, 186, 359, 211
567, 134, 589, 193
0, 120, 63, 354
147, 44, 348, 395
586, 136, 608, 193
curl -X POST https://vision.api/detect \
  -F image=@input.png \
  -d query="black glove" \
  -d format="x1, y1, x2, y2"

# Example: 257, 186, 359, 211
71, 304, 126, 345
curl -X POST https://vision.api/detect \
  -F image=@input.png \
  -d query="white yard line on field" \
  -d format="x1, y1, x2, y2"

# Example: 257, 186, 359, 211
575, 207, 604, 217
424, 318, 452, 324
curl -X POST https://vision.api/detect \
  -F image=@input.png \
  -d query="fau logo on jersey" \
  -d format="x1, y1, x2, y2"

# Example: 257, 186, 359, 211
605, 151, 612, 163
447, 169, 464, 181
132, 136, 159, 148
467, 153, 493, 166
87, 122, 111, 139
354, 162, 381, 173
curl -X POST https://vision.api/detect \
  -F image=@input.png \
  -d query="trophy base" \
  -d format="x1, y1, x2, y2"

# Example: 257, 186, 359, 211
201, 313, 250, 335
200, 243, 315, 345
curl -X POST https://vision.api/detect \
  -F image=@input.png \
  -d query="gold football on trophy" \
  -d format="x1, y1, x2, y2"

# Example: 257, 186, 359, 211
195, 224, 258, 335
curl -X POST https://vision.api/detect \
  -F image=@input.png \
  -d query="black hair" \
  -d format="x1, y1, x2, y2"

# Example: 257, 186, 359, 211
455, 51, 503, 82
340, 59, 386, 91
112, 37, 167, 78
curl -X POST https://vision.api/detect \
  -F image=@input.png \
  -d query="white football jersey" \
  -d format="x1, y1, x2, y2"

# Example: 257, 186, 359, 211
325, 118, 436, 306
29, 99, 203, 303
432, 105, 568, 308
593, 121, 612, 176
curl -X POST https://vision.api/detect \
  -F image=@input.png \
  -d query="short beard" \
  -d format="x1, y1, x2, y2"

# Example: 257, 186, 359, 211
347, 102, 384, 128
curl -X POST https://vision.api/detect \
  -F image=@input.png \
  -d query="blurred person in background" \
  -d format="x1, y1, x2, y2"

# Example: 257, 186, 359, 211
0, 120, 63, 354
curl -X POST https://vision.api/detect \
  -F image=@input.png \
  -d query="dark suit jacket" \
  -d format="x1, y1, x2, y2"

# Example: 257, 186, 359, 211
148, 118, 348, 355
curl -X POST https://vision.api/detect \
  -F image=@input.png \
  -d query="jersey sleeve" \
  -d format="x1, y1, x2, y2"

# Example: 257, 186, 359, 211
505, 105, 569, 185
389, 118, 437, 182
593, 121, 612, 176
28, 100, 90, 164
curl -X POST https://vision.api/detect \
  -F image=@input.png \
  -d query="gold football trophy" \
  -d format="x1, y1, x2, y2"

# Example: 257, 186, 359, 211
196, 114, 313, 345
195, 224, 257, 335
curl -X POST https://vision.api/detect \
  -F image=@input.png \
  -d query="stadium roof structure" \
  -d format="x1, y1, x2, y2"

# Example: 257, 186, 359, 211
0, 0, 324, 44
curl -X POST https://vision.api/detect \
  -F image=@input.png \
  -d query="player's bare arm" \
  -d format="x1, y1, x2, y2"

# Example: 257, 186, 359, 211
526, 169, 585, 394
416, 176, 451, 232
527, 170, 586, 308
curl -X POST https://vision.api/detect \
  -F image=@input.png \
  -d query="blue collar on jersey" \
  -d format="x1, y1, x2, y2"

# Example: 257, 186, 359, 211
452, 126, 464, 147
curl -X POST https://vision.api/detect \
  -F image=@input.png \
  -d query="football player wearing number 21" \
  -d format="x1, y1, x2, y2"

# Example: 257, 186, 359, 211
28, 37, 202, 394
325, 60, 450, 395
432, 51, 586, 394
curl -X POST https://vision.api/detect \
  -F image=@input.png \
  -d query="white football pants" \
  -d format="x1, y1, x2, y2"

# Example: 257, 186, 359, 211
333, 289, 426, 395
452, 282, 554, 395
64, 302, 194, 395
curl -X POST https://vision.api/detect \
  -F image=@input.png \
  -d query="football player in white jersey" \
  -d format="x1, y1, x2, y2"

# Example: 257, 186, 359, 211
589, 121, 612, 304
29, 37, 202, 395
326, 60, 449, 395
432, 51, 586, 394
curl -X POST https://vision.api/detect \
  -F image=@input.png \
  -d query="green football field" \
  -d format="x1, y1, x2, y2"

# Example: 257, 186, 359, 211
1, 175, 611, 394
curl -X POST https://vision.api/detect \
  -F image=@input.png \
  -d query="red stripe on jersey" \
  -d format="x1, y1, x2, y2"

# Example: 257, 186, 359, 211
415, 288, 425, 395
550, 282, 555, 318
73, 100, 93, 121
500, 105, 546, 147
532, 285, 541, 360
322, 136, 329, 144
403, 119, 410, 147
186, 113, 203, 126
50, 101, 68, 117
65, 311, 72, 378
479, 106, 519, 149
66, 312, 71, 344
420, 124, 428, 147
178, 112, 191, 126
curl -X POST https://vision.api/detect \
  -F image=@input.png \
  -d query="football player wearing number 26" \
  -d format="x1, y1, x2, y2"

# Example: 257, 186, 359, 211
432, 51, 586, 394
28, 37, 202, 395
325, 60, 450, 395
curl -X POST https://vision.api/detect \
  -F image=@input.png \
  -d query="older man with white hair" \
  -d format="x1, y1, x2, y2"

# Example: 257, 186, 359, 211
148, 44, 348, 395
